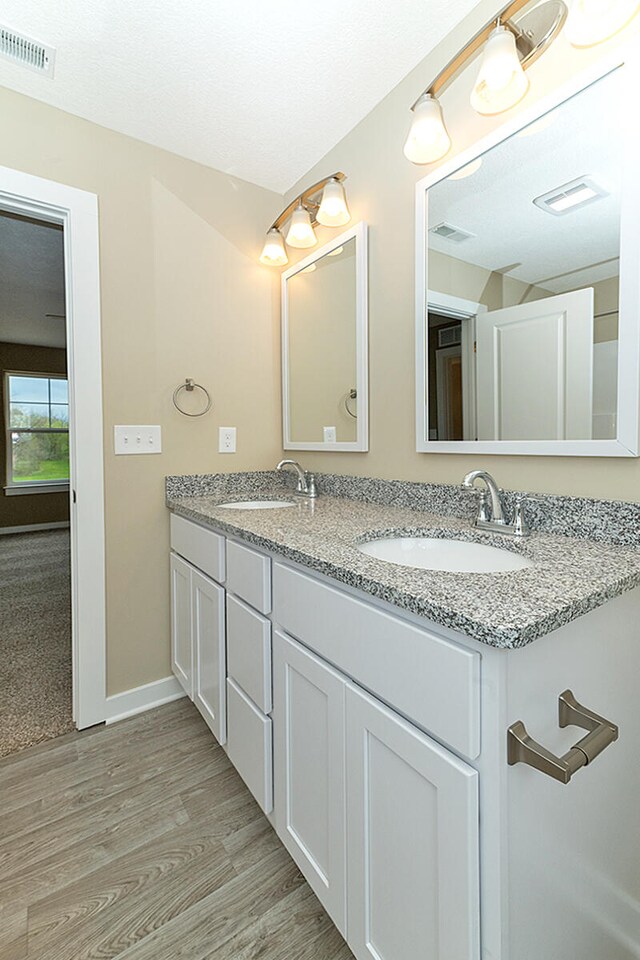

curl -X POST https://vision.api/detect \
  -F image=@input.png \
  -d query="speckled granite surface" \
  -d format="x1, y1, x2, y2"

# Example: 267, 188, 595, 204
166, 473, 640, 649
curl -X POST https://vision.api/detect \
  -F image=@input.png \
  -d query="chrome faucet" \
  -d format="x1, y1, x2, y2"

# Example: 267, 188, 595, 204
462, 470, 529, 537
276, 459, 318, 498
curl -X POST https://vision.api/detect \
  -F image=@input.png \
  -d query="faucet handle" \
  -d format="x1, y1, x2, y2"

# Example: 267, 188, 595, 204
305, 472, 318, 499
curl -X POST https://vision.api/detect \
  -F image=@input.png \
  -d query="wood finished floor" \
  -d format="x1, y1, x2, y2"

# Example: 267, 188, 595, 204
0, 698, 354, 960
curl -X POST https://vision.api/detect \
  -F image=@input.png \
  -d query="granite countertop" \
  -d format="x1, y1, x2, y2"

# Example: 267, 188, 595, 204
166, 485, 640, 649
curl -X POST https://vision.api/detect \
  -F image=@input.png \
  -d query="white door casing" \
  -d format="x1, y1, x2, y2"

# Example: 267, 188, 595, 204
0, 164, 105, 728
475, 288, 594, 441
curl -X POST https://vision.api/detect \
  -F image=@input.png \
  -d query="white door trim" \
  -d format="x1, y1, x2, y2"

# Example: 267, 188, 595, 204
0, 164, 106, 729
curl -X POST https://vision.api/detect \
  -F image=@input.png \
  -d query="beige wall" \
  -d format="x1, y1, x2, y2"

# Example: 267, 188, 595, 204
280, 4, 639, 500
288, 243, 357, 443
0, 86, 282, 695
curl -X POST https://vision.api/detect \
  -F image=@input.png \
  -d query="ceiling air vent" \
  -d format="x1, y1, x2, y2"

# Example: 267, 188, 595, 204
429, 221, 475, 243
0, 25, 55, 77
438, 324, 462, 348
533, 176, 607, 216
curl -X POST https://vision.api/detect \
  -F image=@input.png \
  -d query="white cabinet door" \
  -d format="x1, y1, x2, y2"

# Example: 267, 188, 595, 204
193, 568, 226, 745
170, 552, 193, 699
346, 684, 480, 960
273, 631, 347, 934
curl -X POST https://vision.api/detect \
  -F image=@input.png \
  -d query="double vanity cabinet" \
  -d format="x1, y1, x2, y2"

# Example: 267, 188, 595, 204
169, 508, 640, 960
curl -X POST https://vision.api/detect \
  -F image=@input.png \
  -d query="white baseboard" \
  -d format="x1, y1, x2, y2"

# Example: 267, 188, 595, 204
105, 676, 186, 725
0, 521, 70, 535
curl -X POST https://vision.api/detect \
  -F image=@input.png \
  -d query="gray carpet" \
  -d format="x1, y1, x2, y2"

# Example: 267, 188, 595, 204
0, 528, 74, 758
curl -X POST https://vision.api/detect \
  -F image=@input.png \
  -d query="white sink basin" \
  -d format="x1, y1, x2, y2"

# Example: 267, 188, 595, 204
217, 500, 296, 510
358, 536, 533, 573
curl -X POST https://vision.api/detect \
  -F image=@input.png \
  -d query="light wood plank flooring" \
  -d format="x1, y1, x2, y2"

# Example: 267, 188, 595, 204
0, 698, 354, 960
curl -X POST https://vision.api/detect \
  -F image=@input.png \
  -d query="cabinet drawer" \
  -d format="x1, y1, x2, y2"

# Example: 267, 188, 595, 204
170, 514, 225, 584
226, 540, 271, 614
226, 678, 273, 814
273, 562, 480, 759
227, 594, 272, 713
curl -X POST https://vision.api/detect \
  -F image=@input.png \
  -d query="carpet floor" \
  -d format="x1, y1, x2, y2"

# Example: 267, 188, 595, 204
0, 529, 74, 758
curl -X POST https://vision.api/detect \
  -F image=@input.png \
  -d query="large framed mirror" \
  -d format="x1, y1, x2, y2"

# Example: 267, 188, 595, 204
415, 57, 640, 456
282, 221, 368, 451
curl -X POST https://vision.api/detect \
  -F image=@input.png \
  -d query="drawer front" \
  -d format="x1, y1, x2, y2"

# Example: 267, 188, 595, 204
170, 513, 225, 584
273, 563, 481, 759
226, 678, 273, 814
226, 540, 271, 614
227, 594, 272, 713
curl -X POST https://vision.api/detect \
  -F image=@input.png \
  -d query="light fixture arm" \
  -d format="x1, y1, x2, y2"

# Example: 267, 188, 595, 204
268, 172, 347, 232
411, 0, 567, 109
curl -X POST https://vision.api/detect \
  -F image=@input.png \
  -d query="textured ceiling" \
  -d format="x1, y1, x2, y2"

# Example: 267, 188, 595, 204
0, 213, 66, 349
428, 68, 622, 294
0, 0, 480, 194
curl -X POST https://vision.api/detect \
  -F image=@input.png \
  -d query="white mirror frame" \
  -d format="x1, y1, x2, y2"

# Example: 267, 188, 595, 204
282, 221, 369, 451
415, 50, 640, 457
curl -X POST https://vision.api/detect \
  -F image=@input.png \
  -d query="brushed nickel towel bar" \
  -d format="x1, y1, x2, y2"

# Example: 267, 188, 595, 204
507, 689, 618, 784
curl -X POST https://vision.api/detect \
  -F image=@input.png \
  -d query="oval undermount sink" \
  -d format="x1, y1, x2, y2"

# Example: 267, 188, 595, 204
358, 536, 533, 573
217, 500, 296, 510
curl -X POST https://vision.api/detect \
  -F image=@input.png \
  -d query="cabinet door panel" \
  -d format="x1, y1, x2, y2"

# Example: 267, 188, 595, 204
170, 552, 193, 699
193, 568, 226, 744
273, 631, 347, 934
346, 684, 480, 960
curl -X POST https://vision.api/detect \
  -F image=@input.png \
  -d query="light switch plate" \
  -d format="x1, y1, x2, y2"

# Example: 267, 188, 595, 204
114, 425, 162, 455
323, 426, 337, 443
219, 426, 236, 453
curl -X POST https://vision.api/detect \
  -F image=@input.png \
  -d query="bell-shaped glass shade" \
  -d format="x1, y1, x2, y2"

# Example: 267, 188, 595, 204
317, 179, 351, 226
470, 26, 529, 116
259, 228, 288, 266
403, 94, 451, 165
285, 205, 317, 249
565, 0, 640, 46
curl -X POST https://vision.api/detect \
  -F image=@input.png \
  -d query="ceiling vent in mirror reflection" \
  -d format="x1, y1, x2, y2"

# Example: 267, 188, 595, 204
429, 222, 476, 243
533, 176, 608, 216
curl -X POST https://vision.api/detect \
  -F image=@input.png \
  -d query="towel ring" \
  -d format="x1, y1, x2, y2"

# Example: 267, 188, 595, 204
344, 388, 357, 420
172, 379, 212, 417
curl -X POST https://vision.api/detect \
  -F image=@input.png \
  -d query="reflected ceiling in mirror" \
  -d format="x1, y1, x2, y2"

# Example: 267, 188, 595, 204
416, 61, 639, 457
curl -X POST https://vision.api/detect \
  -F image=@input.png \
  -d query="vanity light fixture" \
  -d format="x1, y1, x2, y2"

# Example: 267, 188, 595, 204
259, 172, 351, 265
286, 202, 317, 249
565, 0, 640, 46
470, 22, 529, 115
328, 245, 344, 256
259, 228, 289, 266
317, 178, 351, 226
403, 0, 569, 165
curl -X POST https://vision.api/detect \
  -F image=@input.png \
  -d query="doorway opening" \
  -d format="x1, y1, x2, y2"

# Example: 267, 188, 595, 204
0, 212, 73, 755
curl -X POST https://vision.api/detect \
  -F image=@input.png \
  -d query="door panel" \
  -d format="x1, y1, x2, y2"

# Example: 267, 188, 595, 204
170, 552, 192, 699
273, 631, 347, 934
476, 288, 594, 440
193, 568, 226, 744
346, 684, 480, 960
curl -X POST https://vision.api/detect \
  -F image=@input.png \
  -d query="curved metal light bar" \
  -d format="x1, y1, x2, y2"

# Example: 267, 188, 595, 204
260, 172, 349, 265
404, 0, 567, 164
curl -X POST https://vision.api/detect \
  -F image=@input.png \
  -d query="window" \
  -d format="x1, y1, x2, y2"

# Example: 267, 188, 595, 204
5, 373, 69, 489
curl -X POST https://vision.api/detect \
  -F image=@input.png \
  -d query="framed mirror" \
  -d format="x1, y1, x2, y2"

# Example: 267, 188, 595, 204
282, 221, 368, 451
415, 58, 640, 456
